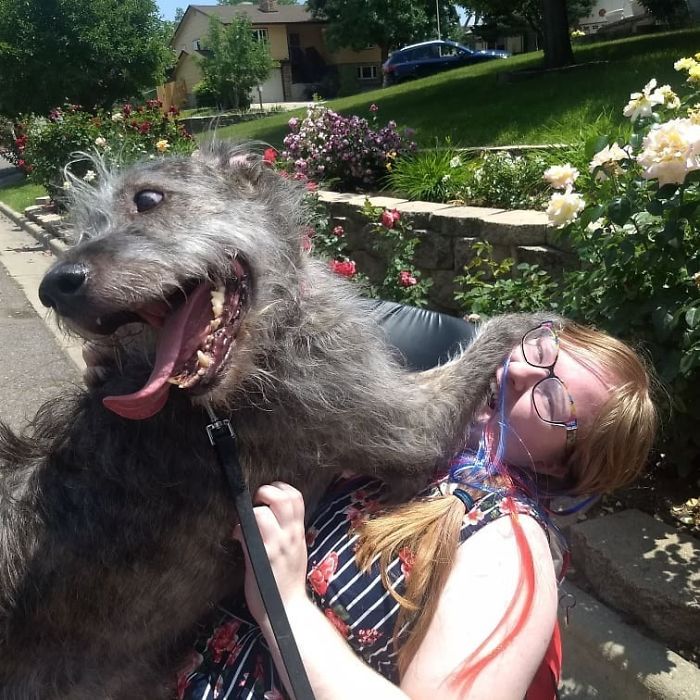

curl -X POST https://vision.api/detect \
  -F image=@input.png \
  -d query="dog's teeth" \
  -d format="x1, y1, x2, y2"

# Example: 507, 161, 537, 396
197, 368, 206, 377
167, 378, 182, 386
197, 350, 212, 368
209, 318, 221, 332
211, 287, 225, 319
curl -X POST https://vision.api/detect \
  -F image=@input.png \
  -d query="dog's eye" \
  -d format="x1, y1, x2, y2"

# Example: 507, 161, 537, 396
134, 190, 164, 212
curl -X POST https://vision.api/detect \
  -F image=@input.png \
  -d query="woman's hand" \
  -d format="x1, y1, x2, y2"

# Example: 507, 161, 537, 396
232, 481, 309, 629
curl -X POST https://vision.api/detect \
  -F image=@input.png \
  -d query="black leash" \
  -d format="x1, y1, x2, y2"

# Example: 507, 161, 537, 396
205, 405, 315, 700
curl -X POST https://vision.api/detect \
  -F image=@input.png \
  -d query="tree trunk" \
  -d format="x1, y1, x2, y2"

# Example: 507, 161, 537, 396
541, 0, 575, 68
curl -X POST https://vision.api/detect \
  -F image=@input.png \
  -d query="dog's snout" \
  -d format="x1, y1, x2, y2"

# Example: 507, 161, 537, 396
39, 262, 89, 309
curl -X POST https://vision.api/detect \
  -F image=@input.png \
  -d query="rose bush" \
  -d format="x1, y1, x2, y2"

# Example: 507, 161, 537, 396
0, 101, 195, 201
538, 58, 700, 476
280, 104, 415, 191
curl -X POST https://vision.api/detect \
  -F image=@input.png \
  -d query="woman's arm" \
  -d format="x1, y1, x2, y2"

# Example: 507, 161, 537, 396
236, 484, 558, 700
401, 514, 559, 700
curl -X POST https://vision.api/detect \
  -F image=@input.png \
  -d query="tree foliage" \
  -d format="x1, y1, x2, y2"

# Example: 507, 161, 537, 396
198, 15, 275, 111
458, 0, 591, 67
307, 0, 434, 60
0, 0, 170, 116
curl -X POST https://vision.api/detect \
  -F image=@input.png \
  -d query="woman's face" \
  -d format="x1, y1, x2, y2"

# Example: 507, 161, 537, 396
490, 342, 611, 473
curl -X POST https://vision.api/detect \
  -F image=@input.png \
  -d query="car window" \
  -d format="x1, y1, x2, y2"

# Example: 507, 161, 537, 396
440, 44, 460, 57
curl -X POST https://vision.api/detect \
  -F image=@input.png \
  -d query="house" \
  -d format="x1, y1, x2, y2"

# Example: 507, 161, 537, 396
163, 1, 382, 107
577, 0, 650, 34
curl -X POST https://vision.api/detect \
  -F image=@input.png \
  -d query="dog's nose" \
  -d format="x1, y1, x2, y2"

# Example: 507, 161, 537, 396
39, 262, 89, 309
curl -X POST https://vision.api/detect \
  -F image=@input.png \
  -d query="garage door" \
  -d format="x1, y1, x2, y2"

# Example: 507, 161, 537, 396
249, 67, 284, 104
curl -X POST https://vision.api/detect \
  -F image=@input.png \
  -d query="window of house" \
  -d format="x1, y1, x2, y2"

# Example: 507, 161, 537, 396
357, 65, 378, 80
252, 28, 269, 43
192, 39, 201, 51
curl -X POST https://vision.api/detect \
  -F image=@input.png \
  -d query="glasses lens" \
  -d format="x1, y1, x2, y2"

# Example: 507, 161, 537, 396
522, 327, 558, 367
533, 377, 572, 424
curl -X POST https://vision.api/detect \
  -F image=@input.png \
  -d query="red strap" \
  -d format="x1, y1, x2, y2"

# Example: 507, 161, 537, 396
526, 623, 562, 700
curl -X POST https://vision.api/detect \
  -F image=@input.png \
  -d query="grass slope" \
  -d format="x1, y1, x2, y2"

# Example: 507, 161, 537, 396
214, 28, 700, 148
0, 180, 45, 212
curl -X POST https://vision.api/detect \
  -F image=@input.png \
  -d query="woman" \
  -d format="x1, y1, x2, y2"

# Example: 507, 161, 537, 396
178, 319, 657, 700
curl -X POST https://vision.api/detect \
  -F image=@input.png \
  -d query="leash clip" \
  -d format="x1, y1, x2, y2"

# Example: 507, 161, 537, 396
206, 418, 235, 446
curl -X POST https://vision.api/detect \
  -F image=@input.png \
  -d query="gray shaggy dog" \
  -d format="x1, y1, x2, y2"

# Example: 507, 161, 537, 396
0, 143, 548, 698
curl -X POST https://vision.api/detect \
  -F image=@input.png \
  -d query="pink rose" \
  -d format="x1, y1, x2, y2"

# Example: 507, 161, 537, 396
380, 209, 401, 229
398, 270, 418, 287
329, 260, 357, 278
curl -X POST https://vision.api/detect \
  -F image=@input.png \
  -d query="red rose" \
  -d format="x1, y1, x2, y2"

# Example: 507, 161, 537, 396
263, 147, 277, 164
380, 208, 401, 229
329, 260, 356, 278
138, 122, 151, 134
324, 608, 350, 637
306, 181, 318, 192
332, 225, 344, 237
398, 270, 418, 287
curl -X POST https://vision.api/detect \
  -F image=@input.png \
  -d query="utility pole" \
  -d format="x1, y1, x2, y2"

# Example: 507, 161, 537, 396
436, 0, 441, 39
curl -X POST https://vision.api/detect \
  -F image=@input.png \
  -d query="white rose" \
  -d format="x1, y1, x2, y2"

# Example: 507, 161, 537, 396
623, 79, 665, 122
449, 155, 462, 168
545, 187, 585, 228
543, 163, 580, 190
637, 118, 700, 186
83, 170, 97, 183
111, 113, 124, 122
94, 136, 107, 148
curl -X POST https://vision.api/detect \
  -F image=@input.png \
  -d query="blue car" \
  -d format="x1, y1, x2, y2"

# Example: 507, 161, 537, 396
382, 39, 510, 86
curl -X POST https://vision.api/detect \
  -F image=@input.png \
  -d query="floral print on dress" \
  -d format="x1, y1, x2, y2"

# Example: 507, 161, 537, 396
179, 473, 566, 699
307, 551, 339, 596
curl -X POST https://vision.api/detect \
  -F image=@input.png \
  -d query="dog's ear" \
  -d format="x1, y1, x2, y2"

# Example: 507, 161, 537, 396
194, 142, 268, 194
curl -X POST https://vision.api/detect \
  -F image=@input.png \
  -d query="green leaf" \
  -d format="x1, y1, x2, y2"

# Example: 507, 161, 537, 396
579, 204, 605, 227
652, 306, 676, 341
686, 307, 700, 329
607, 196, 631, 225
656, 183, 679, 199
585, 134, 609, 160
645, 198, 664, 216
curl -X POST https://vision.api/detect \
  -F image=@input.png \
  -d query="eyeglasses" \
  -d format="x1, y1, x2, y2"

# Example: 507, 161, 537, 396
521, 322, 577, 454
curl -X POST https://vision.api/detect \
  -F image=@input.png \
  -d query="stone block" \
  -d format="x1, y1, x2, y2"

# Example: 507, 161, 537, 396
569, 509, 700, 646
515, 245, 576, 277
427, 269, 461, 313
317, 191, 357, 204
352, 249, 385, 284
413, 230, 453, 270
34, 196, 51, 206
365, 195, 409, 209
431, 206, 502, 238
393, 200, 454, 229
481, 209, 549, 246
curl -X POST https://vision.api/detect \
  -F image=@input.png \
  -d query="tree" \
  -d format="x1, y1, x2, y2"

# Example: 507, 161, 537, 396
198, 15, 275, 111
307, 0, 432, 62
458, 0, 593, 68
0, 0, 170, 116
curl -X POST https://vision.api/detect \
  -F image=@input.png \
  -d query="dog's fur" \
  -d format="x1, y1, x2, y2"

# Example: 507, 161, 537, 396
0, 143, 549, 698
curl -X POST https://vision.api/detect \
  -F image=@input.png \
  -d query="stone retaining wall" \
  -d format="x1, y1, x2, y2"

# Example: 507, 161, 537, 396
318, 191, 575, 313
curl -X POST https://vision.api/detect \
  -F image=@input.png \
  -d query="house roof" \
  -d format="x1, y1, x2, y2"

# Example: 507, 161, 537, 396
191, 4, 318, 25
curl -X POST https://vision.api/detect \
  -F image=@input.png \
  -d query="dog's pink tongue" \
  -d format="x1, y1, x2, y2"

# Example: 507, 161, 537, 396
103, 284, 213, 420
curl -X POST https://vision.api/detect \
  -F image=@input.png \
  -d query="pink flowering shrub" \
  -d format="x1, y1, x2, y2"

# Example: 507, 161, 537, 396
0, 101, 195, 201
280, 104, 415, 191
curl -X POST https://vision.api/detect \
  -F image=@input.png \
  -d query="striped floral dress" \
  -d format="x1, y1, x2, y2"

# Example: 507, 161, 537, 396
177, 474, 566, 700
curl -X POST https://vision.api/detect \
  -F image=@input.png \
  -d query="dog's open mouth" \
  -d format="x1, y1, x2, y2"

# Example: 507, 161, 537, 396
102, 259, 250, 421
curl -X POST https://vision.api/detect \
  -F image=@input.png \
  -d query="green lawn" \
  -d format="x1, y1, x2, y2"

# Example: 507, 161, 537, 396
213, 28, 700, 148
0, 179, 46, 212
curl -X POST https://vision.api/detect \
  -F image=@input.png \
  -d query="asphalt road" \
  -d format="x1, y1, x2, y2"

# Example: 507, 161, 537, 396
0, 211, 81, 430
